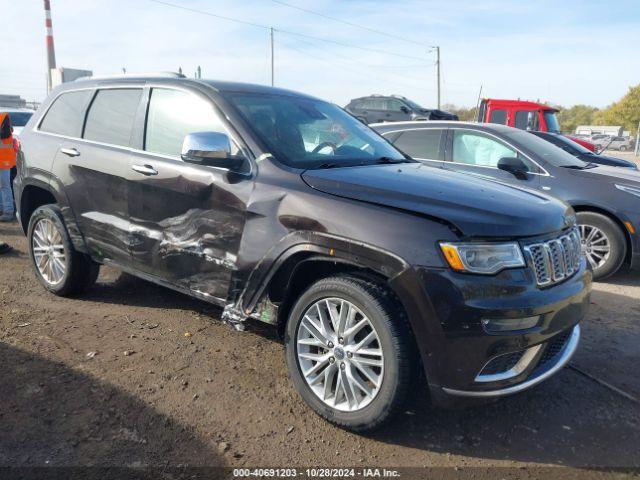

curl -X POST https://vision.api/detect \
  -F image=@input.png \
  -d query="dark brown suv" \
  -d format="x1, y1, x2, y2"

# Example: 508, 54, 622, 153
14, 74, 590, 431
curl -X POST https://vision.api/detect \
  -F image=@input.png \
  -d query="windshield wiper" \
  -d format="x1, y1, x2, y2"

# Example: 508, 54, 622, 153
315, 162, 341, 169
560, 164, 595, 169
374, 156, 414, 164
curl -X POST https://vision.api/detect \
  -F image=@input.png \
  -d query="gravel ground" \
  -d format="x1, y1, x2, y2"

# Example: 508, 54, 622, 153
1, 220, 639, 478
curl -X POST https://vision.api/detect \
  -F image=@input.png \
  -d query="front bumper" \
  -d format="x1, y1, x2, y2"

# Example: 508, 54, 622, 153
442, 324, 580, 397
389, 258, 591, 404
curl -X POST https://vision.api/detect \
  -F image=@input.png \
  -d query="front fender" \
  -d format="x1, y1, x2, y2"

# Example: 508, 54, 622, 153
239, 231, 410, 314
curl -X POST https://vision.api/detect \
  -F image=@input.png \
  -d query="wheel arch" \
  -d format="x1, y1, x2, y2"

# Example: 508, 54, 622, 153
19, 181, 57, 234
269, 253, 394, 337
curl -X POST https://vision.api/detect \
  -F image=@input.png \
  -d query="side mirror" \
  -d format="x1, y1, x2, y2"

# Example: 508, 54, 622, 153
498, 156, 529, 178
400, 106, 410, 114
181, 132, 247, 172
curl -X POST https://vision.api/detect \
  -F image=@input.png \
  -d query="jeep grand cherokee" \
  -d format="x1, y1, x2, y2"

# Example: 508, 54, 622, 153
14, 74, 591, 431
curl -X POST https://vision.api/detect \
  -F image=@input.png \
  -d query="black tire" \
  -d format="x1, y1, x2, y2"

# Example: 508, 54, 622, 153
284, 275, 416, 432
576, 211, 626, 280
27, 204, 100, 296
619, 145, 627, 152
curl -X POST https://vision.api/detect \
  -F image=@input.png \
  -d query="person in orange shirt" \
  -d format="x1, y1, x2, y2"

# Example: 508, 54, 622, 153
0, 112, 17, 222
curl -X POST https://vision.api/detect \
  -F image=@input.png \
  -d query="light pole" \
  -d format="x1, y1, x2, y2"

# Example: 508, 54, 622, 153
270, 28, 275, 87
430, 46, 440, 109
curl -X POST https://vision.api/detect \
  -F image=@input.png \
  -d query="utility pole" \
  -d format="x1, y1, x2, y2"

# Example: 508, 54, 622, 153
436, 46, 440, 109
430, 46, 441, 109
43, 0, 57, 92
270, 27, 275, 87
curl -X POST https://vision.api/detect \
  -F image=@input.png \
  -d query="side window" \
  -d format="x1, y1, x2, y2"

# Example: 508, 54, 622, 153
515, 110, 537, 130
393, 129, 443, 160
488, 109, 507, 125
145, 88, 238, 157
84, 89, 142, 147
39, 90, 93, 137
452, 130, 519, 167
364, 98, 385, 110
386, 99, 405, 112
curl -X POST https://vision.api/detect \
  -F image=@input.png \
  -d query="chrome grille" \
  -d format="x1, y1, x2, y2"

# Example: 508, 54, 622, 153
524, 228, 581, 287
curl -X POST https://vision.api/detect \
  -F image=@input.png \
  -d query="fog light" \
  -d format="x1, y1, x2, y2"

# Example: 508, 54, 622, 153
481, 316, 540, 333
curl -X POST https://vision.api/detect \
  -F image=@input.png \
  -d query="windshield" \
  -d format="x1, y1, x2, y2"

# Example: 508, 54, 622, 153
227, 93, 406, 169
505, 130, 590, 168
8, 112, 33, 127
543, 111, 561, 133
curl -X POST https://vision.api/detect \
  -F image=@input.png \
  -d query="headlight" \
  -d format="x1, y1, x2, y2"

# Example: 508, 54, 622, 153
615, 184, 640, 198
439, 242, 525, 274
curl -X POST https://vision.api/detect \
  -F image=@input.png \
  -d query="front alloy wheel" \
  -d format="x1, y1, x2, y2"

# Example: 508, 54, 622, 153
576, 211, 626, 279
285, 275, 415, 431
296, 298, 384, 412
579, 224, 611, 271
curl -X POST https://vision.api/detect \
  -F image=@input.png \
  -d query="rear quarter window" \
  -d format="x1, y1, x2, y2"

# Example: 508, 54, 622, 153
39, 90, 93, 137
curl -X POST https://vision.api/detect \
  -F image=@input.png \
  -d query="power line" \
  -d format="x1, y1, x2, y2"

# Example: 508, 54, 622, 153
270, 0, 427, 47
147, 0, 269, 30
145, 0, 428, 62
275, 38, 435, 94
290, 35, 432, 72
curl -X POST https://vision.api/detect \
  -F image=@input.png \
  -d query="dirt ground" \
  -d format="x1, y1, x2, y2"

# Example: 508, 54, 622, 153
1, 208, 640, 478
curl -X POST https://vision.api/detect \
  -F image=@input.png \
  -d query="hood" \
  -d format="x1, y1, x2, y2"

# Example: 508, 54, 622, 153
568, 164, 640, 183
302, 163, 573, 238
590, 154, 637, 169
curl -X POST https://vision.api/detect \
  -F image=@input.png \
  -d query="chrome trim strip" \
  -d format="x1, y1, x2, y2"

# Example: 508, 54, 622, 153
474, 344, 543, 383
443, 324, 580, 398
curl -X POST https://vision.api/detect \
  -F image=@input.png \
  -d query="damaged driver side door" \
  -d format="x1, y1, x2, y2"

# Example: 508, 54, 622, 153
127, 86, 253, 303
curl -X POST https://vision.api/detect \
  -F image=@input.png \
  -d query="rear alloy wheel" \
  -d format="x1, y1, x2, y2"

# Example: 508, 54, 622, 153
32, 218, 67, 286
577, 211, 626, 279
620, 145, 627, 152
28, 205, 100, 296
285, 276, 415, 431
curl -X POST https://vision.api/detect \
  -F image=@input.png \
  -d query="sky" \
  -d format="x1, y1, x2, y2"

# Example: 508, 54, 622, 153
2, 0, 639, 109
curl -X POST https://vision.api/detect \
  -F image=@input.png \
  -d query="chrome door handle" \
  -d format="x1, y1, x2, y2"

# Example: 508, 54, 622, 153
131, 164, 158, 176
60, 147, 80, 157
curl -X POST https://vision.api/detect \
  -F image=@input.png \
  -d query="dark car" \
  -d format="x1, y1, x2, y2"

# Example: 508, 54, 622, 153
15, 75, 589, 431
373, 121, 640, 279
345, 94, 458, 124
532, 131, 637, 169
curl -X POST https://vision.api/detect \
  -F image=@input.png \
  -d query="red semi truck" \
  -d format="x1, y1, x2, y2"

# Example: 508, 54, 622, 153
477, 98, 596, 152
